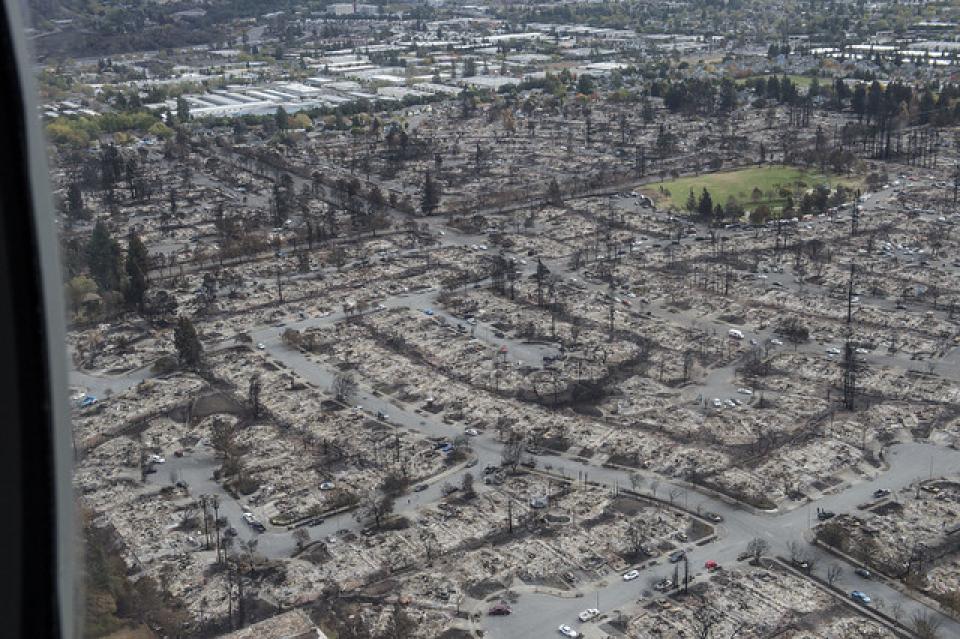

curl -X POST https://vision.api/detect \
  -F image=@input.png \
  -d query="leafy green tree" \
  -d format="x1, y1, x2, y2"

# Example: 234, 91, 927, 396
124, 231, 150, 310
85, 220, 122, 292
65, 275, 98, 318
173, 316, 203, 368
685, 189, 697, 214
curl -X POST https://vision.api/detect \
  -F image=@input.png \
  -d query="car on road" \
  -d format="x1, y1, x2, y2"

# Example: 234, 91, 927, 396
770, 338, 783, 346
826, 347, 842, 356
487, 603, 511, 616
465, 458, 478, 468
737, 388, 753, 395
705, 560, 720, 571
654, 579, 673, 591
319, 481, 335, 490
669, 550, 686, 563
464, 428, 480, 436
623, 570, 640, 581
873, 488, 891, 499
413, 484, 428, 492
850, 591, 872, 605
147, 454, 165, 464
855, 568, 872, 579
558, 625, 579, 638
704, 512, 723, 523
257, 342, 265, 350
577, 608, 600, 622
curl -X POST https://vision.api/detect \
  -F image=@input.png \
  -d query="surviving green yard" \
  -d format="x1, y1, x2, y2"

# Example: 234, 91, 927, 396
642, 166, 863, 215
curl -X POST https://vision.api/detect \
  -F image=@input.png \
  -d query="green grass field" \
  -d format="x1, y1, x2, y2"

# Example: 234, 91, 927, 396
643, 166, 861, 213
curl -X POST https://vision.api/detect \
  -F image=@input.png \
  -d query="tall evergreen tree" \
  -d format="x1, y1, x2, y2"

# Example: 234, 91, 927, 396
85, 220, 122, 292
173, 316, 203, 368
420, 171, 440, 214
697, 188, 713, 219
124, 231, 150, 310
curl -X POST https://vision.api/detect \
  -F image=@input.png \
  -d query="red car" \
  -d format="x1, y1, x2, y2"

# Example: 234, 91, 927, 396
705, 560, 720, 571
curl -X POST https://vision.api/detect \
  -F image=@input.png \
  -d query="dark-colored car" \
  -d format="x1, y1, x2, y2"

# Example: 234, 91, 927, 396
488, 603, 512, 616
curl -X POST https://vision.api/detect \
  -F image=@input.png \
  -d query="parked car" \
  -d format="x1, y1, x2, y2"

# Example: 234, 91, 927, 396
487, 603, 511, 616
577, 608, 600, 622
850, 591, 872, 605
654, 579, 673, 591
669, 550, 686, 563
705, 512, 723, 523
257, 342, 266, 350
873, 488, 891, 499
413, 484, 428, 492
319, 481, 335, 490
622, 570, 640, 581
854, 568, 872, 579
464, 428, 480, 436
705, 560, 720, 571
557, 625, 579, 638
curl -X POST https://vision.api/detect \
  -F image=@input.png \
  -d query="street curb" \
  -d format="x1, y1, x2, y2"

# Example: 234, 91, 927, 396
808, 533, 960, 624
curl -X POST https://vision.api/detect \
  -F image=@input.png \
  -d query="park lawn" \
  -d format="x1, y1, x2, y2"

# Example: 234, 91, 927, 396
643, 166, 862, 213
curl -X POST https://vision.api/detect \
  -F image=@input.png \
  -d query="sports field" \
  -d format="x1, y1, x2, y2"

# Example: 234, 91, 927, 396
643, 166, 861, 212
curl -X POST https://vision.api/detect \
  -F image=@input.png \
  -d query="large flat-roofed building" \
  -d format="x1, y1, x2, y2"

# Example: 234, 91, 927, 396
327, 3, 379, 16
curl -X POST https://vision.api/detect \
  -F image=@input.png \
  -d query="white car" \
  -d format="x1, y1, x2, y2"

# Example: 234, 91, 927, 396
558, 625, 578, 637
464, 428, 480, 436
148, 454, 165, 464
577, 608, 600, 622
320, 481, 335, 491
257, 342, 266, 350
623, 570, 640, 581
826, 347, 842, 356
711, 398, 722, 408
737, 388, 753, 396
770, 338, 783, 346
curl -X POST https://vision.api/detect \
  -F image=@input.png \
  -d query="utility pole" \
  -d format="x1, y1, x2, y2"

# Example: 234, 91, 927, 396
851, 189, 860, 237
843, 264, 857, 411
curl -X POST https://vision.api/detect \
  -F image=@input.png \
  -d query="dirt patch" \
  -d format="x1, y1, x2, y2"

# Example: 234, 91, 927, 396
465, 578, 506, 599
610, 496, 646, 516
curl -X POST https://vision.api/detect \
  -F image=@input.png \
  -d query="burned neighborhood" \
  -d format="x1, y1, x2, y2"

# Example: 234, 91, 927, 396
22, 0, 960, 636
